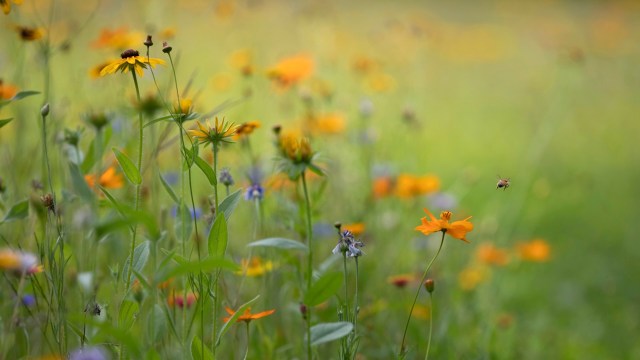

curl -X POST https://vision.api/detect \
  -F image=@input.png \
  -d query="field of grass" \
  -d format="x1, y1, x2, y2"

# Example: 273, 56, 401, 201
1, 0, 639, 359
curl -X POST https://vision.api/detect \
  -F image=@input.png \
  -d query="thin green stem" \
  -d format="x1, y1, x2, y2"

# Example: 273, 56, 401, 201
243, 322, 250, 360
124, 70, 144, 293
354, 257, 359, 336
211, 143, 221, 356
399, 232, 445, 357
301, 171, 313, 360
342, 253, 349, 324
425, 292, 433, 360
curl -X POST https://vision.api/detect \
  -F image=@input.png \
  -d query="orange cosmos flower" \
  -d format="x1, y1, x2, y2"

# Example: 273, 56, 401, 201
267, 54, 314, 88
223, 307, 275, 323
85, 166, 124, 189
0, 79, 18, 100
516, 239, 550, 262
476, 243, 509, 266
342, 223, 365, 237
415, 208, 473, 242
99, 49, 165, 77
372, 176, 393, 199
310, 113, 346, 135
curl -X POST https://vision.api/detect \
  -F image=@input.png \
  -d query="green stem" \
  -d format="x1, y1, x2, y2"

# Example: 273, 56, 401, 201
212, 143, 221, 356
243, 322, 250, 360
301, 171, 313, 360
425, 292, 433, 360
399, 232, 445, 357
354, 256, 359, 336
342, 253, 349, 324
124, 70, 144, 294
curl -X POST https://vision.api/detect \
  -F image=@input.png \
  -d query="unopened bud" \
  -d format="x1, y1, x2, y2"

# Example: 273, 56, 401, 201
162, 41, 172, 54
144, 35, 153, 47
424, 278, 435, 293
299, 303, 308, 319
334, 222, 342, 230
41, 103, 50, 117
272, 125, 281, 135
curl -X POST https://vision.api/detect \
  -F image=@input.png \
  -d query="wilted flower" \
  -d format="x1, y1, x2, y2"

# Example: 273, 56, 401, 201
99, 49, 165, 77
415, 208, 473, 243
332, 230, 365, 258
223, 307, 275, 323
234, 120, 261, 139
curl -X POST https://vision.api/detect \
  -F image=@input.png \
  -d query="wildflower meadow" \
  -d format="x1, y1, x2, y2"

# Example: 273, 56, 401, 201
1, 0, 639, 359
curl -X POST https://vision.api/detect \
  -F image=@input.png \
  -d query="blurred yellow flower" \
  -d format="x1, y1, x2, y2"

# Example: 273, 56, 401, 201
364, 72, 396, 92
99, 49, 165, 77
311, 113, 346, 135
458, 266, 488, 291
342, 222, 365, 237
279, 132, 313, 163
234, 120, 260, 139
394, 174, 440, 198
516, 239, 551, 262
476, 243, 509, 266
15, 26, 44, 41
89, 61, 115, 79
1, 0, 22, 15
416, 208, 473, 243
267, 54, 314, 88
91, 27, 142, 50
237, 257, 275, 277
159, 27, 176, 40
85, 166, 124, 189
0, 249, 42, 275
412, 304, 431, 320
176, 98, 193, 116
0, 79, 18, 99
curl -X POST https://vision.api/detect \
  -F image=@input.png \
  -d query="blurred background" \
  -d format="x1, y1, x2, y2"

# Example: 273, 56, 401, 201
1, 0, 639, 358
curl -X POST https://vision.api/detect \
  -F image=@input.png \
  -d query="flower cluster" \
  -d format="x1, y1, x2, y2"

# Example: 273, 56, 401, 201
332, 230, 365, 258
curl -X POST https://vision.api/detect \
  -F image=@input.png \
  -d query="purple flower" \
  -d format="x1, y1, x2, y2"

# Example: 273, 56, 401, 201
69, 346, 110, 360
244, 184, 264, 201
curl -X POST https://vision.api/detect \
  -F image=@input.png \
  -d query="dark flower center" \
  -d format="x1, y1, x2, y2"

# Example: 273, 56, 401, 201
120, 49, 139, 59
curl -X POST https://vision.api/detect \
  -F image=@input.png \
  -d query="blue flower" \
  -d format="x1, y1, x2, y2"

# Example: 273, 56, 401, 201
332, 230, 365, 258
219, 167, 234, 186
245, 184, 264, 201
69, 346, 109, 360
22, 294, 36, 307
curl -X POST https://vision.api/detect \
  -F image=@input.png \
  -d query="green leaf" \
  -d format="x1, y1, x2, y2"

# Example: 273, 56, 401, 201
122, 241, 151, 284
191, 335, 214, 360
149, 305, 167, 343
11, 90, 40, 101
309, 322, 353, 346
144, 114, 175, 128
0, 118, 13, 129
100, 187, 126, 217
113, 148, 141, 185
247, 238, 308, 252
218, 189, 242, 221
159, 174, 179, 204
69, 163, 95, 202
118, 300, 139, 330
208, 212, 227, 258
156, 257, 239, 283
193, 155, 217, 186
85, 318, 143, 357
216, 295, 260, 346
145, 349, 161, 360
304, 271, 342, 307
1, 199, 29, 224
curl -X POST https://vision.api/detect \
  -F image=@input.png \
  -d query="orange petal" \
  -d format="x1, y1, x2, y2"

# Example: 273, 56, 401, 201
447, 220, 473, 242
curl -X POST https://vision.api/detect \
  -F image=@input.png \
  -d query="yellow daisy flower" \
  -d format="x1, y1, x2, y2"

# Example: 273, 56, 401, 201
99, 49, 165, 77
188, 117, 238, 147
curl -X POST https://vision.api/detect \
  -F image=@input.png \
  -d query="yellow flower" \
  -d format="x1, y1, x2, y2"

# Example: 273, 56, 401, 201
1, 0, 22, 15
476, 243, 509, 266
415, 208, 473, 243
458, 266, 488, 291
516, 239, 551, 262
85, 166, 124, 189
91, 27, 142, 50
237, 257, 275, 277
279, 132, 313, 163
15, 26, 44, 41
395, 174, 440, 198
99, 49, 165, 77
311, 113, 346, 135
176, 98, 193, 116
267, 54, 314, 88
234, 120, 261, 139
0, 79, 18, 100
188, 117, 238, 147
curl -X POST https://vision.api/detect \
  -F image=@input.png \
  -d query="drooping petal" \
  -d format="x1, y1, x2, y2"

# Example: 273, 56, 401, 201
249, 309, 276, 319
447, 218, 473, 242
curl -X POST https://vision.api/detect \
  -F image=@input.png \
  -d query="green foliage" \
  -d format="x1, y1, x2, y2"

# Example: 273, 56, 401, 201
113, 148, 141, 185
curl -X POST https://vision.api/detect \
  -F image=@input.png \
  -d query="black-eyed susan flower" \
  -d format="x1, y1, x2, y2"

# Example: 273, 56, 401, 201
234, 120, 260, 140
188, 117, 238, 148
99, 49, 165, 77
1, 0, 22, 15
416, 208, 473, 243
15, 26, 44, 41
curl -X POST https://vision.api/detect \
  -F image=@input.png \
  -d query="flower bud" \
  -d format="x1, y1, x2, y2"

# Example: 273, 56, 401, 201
424, 278, 435, 293
40, 103, 50, 117
162, 41, 172, 54
144, 35, 153, 47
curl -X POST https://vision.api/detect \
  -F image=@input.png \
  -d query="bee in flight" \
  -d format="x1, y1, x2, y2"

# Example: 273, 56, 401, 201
496, 176, 510, 191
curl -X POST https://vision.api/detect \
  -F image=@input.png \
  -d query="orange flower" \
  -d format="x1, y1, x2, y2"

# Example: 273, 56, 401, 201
223, 307, 275, 323
372, 176, 393, 198
516, 239, 550, 262
395, 174, 440, 198
458, 266, 488, 291
415, 208, 473, 242
267, 54, 314, 88
310, 113, 346, 135
85, 166, 124, 189
0, 79, 18, 100
476, 243, 509, 266
234, 120, 261, 139
91, 27, 142, 50
1, 0, 22, 15
342, 223, 365, 237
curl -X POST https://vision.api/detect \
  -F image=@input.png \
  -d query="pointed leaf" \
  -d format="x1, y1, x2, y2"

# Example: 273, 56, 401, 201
159, 174, 179, 204
156, 257, 239, 283
191, 335, 214, 360
218, 189, 242, 221
11, 90, 40, 101
247, 238, 308, 252
0, 118, 13, 129
304, 271, 342, 307
113, 148, 141, 185
122, 241, 151, 284
208, 212, 228, 258
69, 163, 95, 202
309, 322, 353, 346
1, 199, 29, 223
193, 155, 216, 186
118, 300, 139, 330
216, 295, 260, 346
